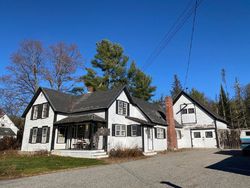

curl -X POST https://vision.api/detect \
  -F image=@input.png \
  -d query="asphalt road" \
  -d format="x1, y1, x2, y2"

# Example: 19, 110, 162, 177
1, 149, 250, 188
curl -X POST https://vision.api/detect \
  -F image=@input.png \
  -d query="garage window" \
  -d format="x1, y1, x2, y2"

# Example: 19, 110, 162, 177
246, 131, 250, 136
193, 132, 201, 138
205, 131, 213, 138
176, 130, 181, 139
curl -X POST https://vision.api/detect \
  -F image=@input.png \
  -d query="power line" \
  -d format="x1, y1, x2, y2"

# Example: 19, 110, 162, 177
142, 0, 203, 71
184, 0, 198, 88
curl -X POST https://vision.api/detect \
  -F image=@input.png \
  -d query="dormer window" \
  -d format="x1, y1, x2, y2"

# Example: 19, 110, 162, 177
116, 100, 129, 116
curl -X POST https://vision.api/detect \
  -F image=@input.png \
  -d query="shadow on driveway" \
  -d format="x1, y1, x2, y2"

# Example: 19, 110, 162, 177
160, 181, 182, 188
206, 150, 250, 176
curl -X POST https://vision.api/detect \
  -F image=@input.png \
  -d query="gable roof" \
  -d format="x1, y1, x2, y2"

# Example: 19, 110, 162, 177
22, 85, 133, 117
54, 114, 106, 125
173, 91, 227, 124
132, 97, 167, 126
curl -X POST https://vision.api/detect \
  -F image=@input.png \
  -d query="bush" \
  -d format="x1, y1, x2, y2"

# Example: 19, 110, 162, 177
109, 147, 143, 158
0, 136, 20, 151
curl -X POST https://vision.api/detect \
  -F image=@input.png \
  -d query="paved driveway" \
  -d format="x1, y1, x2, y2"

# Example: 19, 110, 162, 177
1, 149, 250, 188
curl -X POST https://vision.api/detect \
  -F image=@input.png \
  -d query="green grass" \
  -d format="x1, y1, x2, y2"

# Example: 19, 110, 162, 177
0, 152, 105, 179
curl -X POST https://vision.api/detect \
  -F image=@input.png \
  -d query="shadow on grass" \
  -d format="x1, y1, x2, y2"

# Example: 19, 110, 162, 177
206, 150, 250, 176
160, 181, 182, 188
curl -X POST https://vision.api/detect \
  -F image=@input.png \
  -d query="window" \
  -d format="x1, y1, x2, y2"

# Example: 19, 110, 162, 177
205, 131, 213, 138
181, 109, 187, 114
245, 131, 250, 136
157, 128, 164, 139
57, 127, 66, 143
176, 130, 181, 139
131, 125, 137, 136
42, 103, 49, 118
117, 100, 128, 116
1, 123, 4, 127
33, 105, 38, 120
193, 132, 201, 138
188, 108, 195, 114
115, 124, 126, 136
41, 127, 48, 143
32, 128, 38, 143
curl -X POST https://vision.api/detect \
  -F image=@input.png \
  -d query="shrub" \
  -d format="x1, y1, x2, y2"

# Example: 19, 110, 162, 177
109, 147, 143, 158
0, 136, 20, 151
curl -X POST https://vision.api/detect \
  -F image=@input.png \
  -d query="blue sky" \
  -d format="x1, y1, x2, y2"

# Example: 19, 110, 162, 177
0, 0, 249, 100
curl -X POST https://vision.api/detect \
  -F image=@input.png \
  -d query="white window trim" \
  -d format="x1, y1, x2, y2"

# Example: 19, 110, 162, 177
41, 127, 48, 143
131, 125, 137, 137
157, 128, 164, 139
42, 103, 48, 118
117, 100, 128, 116
33, 105, 39, 120
32, 128, 38, 143
115, 124, 126, 137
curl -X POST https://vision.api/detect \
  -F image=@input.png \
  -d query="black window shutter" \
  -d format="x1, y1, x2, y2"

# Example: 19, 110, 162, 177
37, 104, 43, 119
112, 124, 116, 136
127, 103, 130, 116
127, 125, 131, 136
137, 125, 141, 136
154, 128, 157, 139
163, 129, 166, 138
46, 103, 50, 117
36, 128, 42, 143
116, 101, 119, 114
29, 128, 33, 143
46, 127, 50, 143
31, 106, 34, 120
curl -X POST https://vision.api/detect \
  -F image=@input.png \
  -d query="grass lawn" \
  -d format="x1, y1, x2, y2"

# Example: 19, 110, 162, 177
0, 151, 106, 180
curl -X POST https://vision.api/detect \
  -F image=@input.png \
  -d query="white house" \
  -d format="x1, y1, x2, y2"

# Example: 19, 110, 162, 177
21, 85, 168, 158
173, 91, 228, 149
0, 109, 19, 139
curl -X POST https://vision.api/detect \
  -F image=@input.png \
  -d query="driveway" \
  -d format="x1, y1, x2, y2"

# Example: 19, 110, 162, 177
1, 149, 250, 188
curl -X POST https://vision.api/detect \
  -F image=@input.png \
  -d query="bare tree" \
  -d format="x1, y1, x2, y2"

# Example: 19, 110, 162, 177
43, 42, 83, 91
0, 40, 44, 115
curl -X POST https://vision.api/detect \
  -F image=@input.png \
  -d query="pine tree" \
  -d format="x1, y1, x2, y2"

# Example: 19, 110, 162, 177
170, 74, 182, 98
218, 85, 231, 124
243, 84, 250, 127
189, 88, 208, 105
128, 62, 156, 101
81, 40, 156, 100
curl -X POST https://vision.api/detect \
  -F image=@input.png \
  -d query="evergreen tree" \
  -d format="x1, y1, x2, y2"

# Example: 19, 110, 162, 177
243, 84, 250, 127
218, 85, 231, 124
189, 88, 208, 105
170, 74, 183, 98
128, 62, 156, 101
82, 40, 156, 100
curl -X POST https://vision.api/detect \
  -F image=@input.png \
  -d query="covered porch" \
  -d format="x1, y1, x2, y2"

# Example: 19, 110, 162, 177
52, 114, 109, 155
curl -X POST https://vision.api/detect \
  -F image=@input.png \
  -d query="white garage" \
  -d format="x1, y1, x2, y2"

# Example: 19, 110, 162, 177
191, 129, 217, 148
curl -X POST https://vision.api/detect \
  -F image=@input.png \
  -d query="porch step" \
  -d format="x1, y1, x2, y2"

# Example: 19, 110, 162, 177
51, 150, 109, 159
143, 151, 157, 156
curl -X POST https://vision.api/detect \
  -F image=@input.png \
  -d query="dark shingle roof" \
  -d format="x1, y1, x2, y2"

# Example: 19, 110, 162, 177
173, 91, 227, 124
125, 116, 155, 126
54, 114, 106, 125
0, 127, 16, 136
132, 97, 167, 126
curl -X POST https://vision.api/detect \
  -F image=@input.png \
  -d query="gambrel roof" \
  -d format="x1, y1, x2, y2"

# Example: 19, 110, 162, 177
173, 90, 227, 124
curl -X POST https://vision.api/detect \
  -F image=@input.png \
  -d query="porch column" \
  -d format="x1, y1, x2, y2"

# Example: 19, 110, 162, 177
90, 122, 95, 150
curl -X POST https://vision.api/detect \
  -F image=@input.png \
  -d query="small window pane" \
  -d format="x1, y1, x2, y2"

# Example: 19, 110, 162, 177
117, 101, 128, 116
157, 128, 164, 139
42, 127, 48, 143
188, 108, 195, 114
42, 104, 48, 118
181, 109, 187, 114
205, 131, 213, 138
245, 131, 250, 136
194, 132, 201, 138
33, 106, 38, 119
131, 125, 137, 136
32, 128, 38, 143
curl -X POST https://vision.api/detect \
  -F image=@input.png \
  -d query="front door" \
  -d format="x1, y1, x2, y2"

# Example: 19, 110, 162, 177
146, 127, 153, 151
191, 129, 217, 148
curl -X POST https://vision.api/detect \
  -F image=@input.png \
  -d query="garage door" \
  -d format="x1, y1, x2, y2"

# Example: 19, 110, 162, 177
191, 129, 217, 148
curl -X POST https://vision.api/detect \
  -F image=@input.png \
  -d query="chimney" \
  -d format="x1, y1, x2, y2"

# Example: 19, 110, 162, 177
165, 96, 178, 150
87, 85, 94, 93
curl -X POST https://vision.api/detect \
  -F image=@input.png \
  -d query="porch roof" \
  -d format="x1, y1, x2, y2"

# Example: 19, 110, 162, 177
125, 116, 155, 126
54, 114, 106, 125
